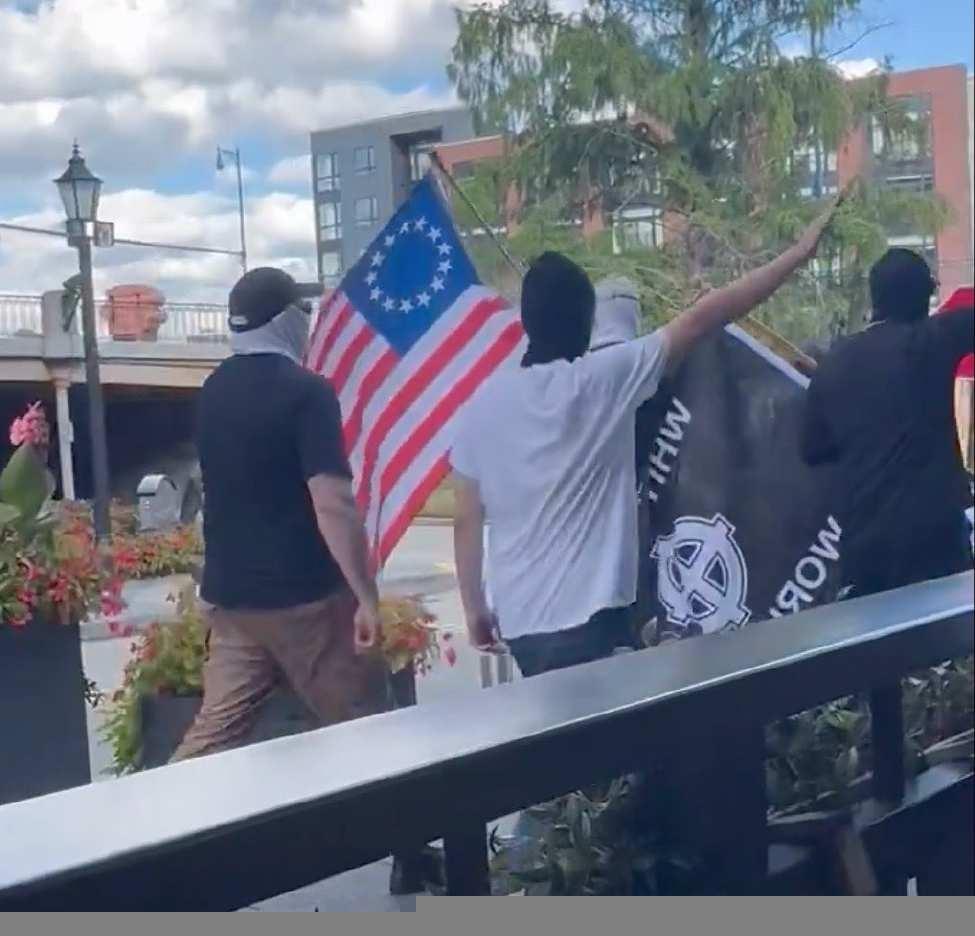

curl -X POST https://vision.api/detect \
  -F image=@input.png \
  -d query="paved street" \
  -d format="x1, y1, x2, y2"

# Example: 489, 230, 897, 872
80, 522, 514, 911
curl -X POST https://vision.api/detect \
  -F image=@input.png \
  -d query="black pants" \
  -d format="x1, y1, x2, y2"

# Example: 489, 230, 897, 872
507, 606, 634, 678
844, 515, 972, 600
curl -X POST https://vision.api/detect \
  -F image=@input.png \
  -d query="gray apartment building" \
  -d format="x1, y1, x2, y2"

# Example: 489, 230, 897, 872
310, 107, 475, 286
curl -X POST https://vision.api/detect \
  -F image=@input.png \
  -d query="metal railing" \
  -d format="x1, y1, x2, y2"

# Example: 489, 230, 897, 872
0, 572, 971, 908
0, 293, 228, 343
0, 294, 43, 337
157, 302, 229, 342
96, 301, 229, 342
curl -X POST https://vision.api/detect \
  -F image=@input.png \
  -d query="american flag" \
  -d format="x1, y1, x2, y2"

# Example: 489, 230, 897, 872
306, 175, 523, 565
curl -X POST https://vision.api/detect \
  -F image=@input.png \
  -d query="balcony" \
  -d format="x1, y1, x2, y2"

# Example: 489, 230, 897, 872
1, 293, 229, 344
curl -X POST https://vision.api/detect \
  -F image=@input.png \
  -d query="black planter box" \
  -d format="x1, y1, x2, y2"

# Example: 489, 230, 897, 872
0, 615, 91, 806
139, 668, 417, 769
139, 689, 316, 770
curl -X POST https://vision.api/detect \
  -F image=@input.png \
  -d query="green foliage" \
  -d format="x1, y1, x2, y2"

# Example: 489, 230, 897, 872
487, 777, 703, 896
0, 443, 54, 537
449, 0, 948, 345
487, 660, 973, 894
99, 586, 206, 775
1, 410, 113, 630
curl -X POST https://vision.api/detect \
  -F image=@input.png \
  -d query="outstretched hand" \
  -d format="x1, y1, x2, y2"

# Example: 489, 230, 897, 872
796, 182, 853, 260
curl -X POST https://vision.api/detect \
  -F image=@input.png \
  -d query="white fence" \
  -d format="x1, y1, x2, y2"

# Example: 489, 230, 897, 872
0, 294, 43, 337
1, 293, 228, 343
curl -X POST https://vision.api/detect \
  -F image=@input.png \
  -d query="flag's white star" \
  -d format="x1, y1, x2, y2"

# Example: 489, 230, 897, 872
383, 297, 396, 312
427, 227, 442, 242
366, 271, 377, 286
370, 287, 382, 302
400, 299, 414, 313
415, 217, 428, 230
438, 260, 453, 275
437, 242, 453, 256
431, 276, 445, 292
400, 221, 412, 234
417, 291, 431, 307
370, 251, 384, 267
384, 234, 396, 248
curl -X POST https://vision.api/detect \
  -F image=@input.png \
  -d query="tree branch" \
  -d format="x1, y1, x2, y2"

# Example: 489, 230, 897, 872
824, 22, 894, 64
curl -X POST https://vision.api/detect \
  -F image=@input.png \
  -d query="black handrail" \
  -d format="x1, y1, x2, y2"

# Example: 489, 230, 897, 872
0, 572, 971, 908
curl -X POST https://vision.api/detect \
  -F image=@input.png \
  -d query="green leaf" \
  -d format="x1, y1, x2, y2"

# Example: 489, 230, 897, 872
0, 443, 54, 533
0, 502, 22, 526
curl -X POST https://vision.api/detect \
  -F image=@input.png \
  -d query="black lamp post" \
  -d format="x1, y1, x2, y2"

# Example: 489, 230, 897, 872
216, 145, 247, 274
54, 143, 111, 543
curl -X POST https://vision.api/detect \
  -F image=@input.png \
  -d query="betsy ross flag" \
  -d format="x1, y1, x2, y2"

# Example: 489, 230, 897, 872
306, 176, 522, 564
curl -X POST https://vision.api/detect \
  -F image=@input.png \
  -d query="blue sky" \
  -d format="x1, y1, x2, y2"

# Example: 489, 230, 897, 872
0, 0, 971, 301
809, 0, 974, 72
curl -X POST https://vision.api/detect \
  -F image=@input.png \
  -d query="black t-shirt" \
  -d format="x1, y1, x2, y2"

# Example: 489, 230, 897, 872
198, 354, 351, 610
801, 307, 974, 576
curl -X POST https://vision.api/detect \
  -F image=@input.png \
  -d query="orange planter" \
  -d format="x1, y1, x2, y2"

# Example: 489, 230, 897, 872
103, 285, 166, 341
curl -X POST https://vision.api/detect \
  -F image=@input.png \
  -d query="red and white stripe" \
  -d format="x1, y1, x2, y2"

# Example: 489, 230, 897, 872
307, 284, 522, 565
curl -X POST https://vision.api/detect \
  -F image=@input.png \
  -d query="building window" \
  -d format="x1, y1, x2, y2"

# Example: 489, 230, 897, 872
354, 145, 376, 175
793, 146, 838, 197
617, 206, 665, 251
320, 249, 343, 285
811, 251, 843, 286
872, 98, 931, 163
318, 202, 342, 241
410, 144, 434, 182
884, 174, 934, 194
354, 196, 379, 227
316, 152, 340, 192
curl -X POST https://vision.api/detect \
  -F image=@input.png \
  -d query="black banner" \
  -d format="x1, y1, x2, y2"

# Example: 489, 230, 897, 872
638, 325, 844, 639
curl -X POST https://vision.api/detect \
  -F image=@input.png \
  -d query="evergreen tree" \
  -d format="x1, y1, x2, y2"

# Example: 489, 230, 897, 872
448, 0, 947, 343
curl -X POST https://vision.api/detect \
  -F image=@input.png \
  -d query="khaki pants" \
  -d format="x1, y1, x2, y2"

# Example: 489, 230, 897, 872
172, 588, 389, 762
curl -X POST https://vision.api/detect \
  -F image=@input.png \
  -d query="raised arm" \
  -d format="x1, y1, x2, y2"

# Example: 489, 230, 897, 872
663, 202, 839, 370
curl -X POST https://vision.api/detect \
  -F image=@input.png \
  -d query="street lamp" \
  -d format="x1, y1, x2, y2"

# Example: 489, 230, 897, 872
54, 143, 112, 543
216, 145, 247, 274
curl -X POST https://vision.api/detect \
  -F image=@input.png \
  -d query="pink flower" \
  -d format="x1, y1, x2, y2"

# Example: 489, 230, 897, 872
444, 645, 457, 667
9, 402, 50, 448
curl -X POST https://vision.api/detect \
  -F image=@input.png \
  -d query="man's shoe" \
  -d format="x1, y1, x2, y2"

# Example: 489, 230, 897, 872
389, 847, 444, 895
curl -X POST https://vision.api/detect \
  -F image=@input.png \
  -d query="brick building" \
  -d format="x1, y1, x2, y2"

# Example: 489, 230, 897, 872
312, 67, 973, 299
838, 64, 974, 299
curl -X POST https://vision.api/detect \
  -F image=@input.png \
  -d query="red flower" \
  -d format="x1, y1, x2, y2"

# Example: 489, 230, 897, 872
16, 586, 37, 609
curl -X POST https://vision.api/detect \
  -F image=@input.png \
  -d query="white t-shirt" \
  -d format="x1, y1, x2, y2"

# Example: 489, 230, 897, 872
450, 330, 669, 640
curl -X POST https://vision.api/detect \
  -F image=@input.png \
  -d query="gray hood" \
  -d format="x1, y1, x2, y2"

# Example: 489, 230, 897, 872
591, 277, 641, 349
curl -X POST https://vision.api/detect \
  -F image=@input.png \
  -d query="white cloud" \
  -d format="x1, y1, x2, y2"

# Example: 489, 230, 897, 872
0, 188, 316, 302
0, 0, 459, 104
0, 0, 467, 297
836, 58, 883, 79
267, 155, 311, 187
